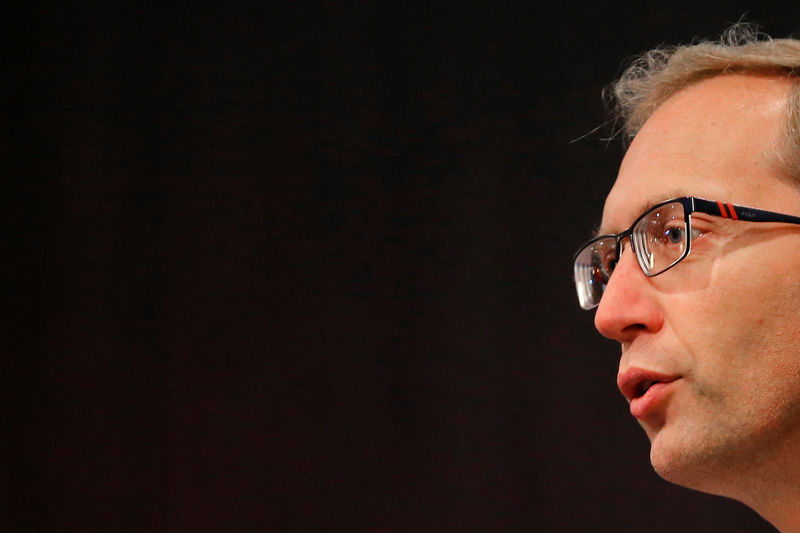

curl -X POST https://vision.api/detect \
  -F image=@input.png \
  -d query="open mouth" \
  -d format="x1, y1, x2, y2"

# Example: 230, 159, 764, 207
618, 369, 679, 402
635, 378, 657, 398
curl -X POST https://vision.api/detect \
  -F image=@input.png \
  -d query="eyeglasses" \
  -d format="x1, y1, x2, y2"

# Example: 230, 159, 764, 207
573, 196, 800, 310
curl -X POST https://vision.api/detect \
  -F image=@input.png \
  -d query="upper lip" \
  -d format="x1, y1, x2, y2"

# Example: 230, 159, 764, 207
617, 368, 680, 402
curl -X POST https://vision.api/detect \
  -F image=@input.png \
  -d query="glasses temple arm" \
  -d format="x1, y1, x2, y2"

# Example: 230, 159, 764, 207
692, 198, 800, 225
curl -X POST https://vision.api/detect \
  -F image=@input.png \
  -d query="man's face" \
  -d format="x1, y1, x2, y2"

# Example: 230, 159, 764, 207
596, 74, 800, 497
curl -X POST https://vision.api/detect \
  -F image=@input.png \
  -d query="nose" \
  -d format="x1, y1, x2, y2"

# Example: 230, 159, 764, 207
594, 243, 663, 343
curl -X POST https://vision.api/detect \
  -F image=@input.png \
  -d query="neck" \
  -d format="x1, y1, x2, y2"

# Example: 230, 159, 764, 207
744, 483, 800, 532
726, 446, 800, 531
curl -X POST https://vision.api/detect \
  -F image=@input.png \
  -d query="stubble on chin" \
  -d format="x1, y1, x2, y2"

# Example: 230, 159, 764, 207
646, 417, 741, 495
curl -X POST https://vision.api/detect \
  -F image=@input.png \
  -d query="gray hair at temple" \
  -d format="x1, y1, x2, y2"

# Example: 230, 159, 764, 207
608, 23, 800, 179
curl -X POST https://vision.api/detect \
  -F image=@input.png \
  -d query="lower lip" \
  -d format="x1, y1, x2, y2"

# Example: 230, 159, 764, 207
630, 380, 678, 419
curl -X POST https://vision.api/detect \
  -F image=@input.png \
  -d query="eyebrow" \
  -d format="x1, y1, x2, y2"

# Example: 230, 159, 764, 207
594, 188, 693, 237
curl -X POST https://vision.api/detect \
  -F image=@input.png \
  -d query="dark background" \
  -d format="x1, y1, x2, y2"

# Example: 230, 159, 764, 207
8, 2, 797, 531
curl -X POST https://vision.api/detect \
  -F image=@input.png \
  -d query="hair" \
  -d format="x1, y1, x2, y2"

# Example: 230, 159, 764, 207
608, 23, 800, 179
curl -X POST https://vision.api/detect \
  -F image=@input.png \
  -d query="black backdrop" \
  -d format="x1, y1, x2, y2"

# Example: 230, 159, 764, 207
9, 2, 797, 531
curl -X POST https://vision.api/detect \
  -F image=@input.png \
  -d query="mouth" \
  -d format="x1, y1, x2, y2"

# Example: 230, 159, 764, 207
617, 368, 680, 403
617, 368, 680, 420
635, 378, 658, 398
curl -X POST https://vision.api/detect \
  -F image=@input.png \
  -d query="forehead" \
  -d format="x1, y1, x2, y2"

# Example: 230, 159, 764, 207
600, 74, 796, 234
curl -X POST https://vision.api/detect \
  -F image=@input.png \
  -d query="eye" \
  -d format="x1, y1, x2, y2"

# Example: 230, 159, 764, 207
591, 251, 617, 281
664, 226, 684, 244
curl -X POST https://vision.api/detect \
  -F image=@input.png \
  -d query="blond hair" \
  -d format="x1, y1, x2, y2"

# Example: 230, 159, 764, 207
609, 23, 800, 178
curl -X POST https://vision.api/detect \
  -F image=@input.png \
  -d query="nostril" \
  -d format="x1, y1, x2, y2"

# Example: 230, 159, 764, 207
622, 323, 649, 334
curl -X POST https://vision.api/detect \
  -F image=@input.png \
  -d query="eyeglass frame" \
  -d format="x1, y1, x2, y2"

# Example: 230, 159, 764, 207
573, 196, 800, 310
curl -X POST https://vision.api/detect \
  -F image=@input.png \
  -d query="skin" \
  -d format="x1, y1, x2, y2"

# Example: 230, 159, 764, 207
595, 73, 800, 530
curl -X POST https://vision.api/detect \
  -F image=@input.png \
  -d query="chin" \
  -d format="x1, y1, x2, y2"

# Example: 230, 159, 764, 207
647, 429, 732, 496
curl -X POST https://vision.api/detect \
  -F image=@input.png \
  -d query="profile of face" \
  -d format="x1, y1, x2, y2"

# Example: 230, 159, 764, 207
595, 74, 800, 500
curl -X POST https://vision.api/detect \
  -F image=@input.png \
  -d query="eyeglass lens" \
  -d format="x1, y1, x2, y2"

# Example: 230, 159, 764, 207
632, 201, 687, 275
574, 201, 688, 309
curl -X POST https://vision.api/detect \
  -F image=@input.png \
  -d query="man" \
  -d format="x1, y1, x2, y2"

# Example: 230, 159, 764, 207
573, 24, 800, 530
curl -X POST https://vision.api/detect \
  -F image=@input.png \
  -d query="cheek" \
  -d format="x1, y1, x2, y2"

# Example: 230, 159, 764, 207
715, 245, 800, 353
679, 245, 800, 406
